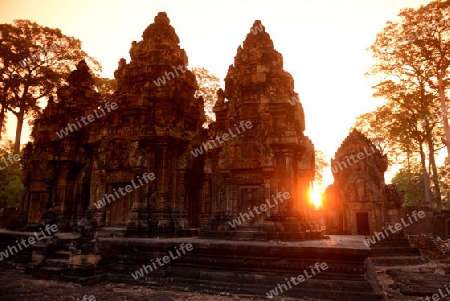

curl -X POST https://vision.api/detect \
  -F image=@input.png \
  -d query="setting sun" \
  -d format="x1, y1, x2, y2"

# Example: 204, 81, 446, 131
1, 1, 448, 300
309, 182, 322, 209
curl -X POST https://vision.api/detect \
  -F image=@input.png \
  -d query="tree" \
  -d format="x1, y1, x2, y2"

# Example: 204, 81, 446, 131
0, 140, 23, 208
363, 0, 450, 211
438, 157, 450, 209
392, 164, 425, 206
368, 0, 450, 163
190, 67, 221, 127
94, 77, 117, 100
314, 150, 329, 187
0, 20, 101, 152
354, 90, 438, 209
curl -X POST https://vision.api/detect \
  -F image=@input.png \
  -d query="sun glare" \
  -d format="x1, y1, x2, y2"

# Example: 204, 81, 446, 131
309, 182, 322, 209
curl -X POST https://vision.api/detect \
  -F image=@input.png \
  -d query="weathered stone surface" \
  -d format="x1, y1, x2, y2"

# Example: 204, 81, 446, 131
19, 12, 205, 236
19, 59, 103, 229
0, 13, 389, 300
17, 13, 316, 240
99, 11, 204, 235
325, 129, 404, 235
202, 20, 315, 238
0, 231, 383, 300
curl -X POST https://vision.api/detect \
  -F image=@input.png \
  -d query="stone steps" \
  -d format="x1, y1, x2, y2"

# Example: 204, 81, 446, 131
52, 250, 71, 259
44, 258, 69, 268
369, 235, 421, 257
1, 233, 384, 300
99, 236, 383, 300
233, 233, 255, 241
96, 227, 127, 238
368, 234, 426, 267
370, 256, 427, 266
233, 226, 259, 240
370, 246, 421, 257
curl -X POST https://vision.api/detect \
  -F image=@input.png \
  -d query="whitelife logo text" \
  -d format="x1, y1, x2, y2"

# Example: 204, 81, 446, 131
363, 210, 425, 247
191, 121, 253, 158
56, 102, 118, 139
266, 262, 328, 299
131, 243, 193, 280
250, 22, 264, 35
94, 172, 155, 209
228, 192, 291, 228
0, 224, 59, 261
18, 42, 63, 68
331, 146, 376, 174
419, 283, 450, 301
0, 153, 21, 170
153, 65, 188, 87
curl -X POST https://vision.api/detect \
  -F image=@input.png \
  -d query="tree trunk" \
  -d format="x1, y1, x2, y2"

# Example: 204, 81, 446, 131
0, 87, 9, 141
419, 144, 432, 208
0, 104, 6, 140
14, 109, 25, 153
437, 72, 450, 165
427, 136, 441, 212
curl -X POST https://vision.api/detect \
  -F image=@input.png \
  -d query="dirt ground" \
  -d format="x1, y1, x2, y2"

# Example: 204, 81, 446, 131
373, 256, 450, 301
2, 246, 450, 300
0, 267, 266, 301
3, 260, 450, 301
0, 263, 324, 301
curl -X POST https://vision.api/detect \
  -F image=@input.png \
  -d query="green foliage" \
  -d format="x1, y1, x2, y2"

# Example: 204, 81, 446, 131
392, 158, 450, 209
0, 140, 23, 208
392, 165, 425, 206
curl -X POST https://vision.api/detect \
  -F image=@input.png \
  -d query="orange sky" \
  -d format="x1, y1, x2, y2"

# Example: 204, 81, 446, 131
0, 0, 434, 187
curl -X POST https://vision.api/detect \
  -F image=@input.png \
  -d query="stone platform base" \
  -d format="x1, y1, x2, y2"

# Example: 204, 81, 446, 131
0, 230, 383, 300
96, 235, 383, 300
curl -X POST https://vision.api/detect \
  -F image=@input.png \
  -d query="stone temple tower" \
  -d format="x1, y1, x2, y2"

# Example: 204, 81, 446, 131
99, 12, 205, 235
201, 21, 316, 239
18, 12, 206, 236
17, 14, 316, 240
326, 129, 404, 235
19, 60, 103, 228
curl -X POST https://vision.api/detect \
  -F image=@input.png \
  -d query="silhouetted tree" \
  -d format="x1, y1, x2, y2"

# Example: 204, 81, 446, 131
0, 20, 101, 152
367, 0, 450, 165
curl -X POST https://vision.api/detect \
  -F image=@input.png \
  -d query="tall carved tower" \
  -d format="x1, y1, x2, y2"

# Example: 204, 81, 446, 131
19, 13, 205, 235
202, 21, 315, 237
96, 12, 205, 235
18, 15, 316, 239
20, 60, 103, 228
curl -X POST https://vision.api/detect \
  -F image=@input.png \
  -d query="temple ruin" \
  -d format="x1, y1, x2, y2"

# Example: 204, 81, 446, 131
1, 13, 387, 300
325, 129, 404, 235
17, 12, 316, 239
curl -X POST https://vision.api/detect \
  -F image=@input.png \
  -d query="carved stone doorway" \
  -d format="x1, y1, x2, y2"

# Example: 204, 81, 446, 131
356, 212, 369, 235
238, 186, 260, 225
109, 185, 133, 226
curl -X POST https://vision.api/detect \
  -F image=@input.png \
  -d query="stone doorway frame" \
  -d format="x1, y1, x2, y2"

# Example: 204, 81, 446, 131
238, 186, 261, 225
355, 211, 370, 235
108, 184, 134, 226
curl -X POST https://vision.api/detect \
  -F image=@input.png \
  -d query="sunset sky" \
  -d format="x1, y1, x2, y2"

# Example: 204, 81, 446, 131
0, 0, 434, 187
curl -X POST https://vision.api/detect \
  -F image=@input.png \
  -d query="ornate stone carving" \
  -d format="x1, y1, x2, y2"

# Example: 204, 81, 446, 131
327, 129, 404, 235
76, 209, 98, 239
18, 13, 317, 240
